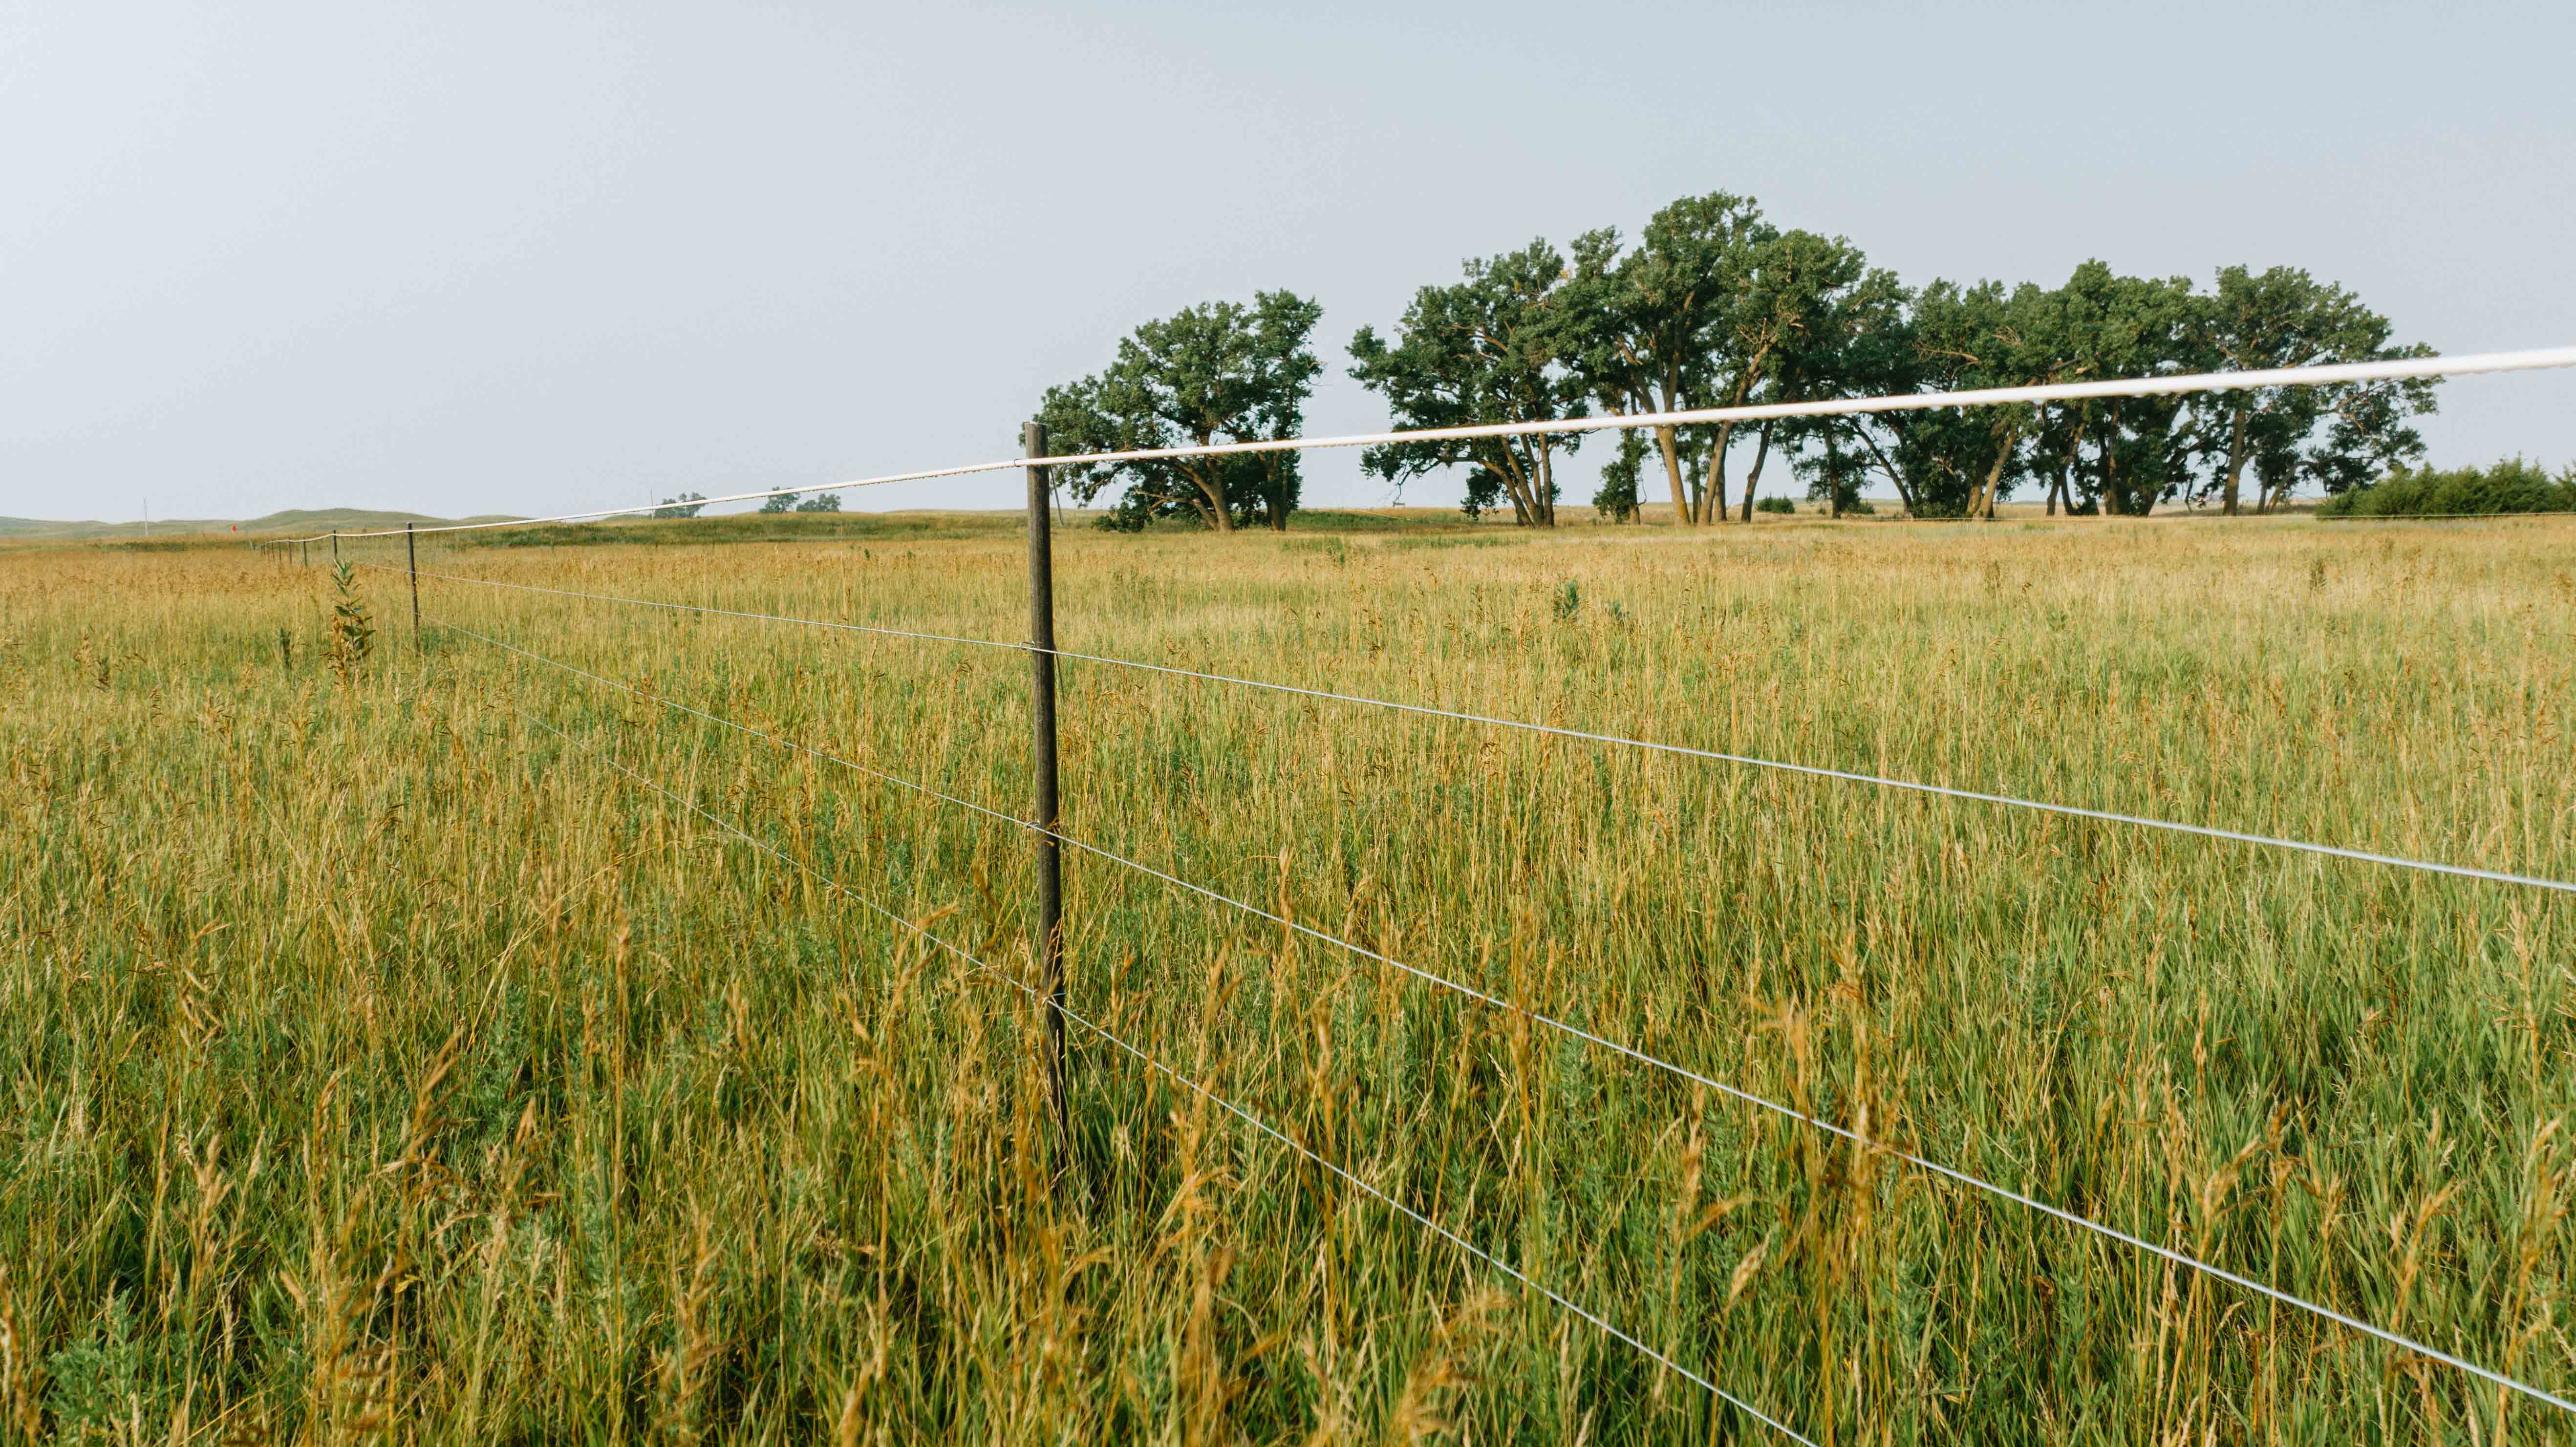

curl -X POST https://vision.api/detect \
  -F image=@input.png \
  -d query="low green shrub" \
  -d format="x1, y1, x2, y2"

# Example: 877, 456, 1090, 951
2319, 457, 2575, 516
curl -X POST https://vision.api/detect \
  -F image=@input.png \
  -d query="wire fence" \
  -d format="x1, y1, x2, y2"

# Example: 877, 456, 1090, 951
263, 345, 2576, 1434
505, 699, 1819, 1444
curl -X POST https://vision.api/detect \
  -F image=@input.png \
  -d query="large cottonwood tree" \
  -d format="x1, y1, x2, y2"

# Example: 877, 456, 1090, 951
1562, 192, 1770, 526
1723, 231, 1887, 520
2192, 266, 2435, 513
1348, 240, 1588, 527
1037, 291, 1323, 532
2033, 261, 2199, 516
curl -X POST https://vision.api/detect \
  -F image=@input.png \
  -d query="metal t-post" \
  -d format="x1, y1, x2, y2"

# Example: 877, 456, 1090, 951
1025, 420, 1067, 1136
407, 522, 422, 656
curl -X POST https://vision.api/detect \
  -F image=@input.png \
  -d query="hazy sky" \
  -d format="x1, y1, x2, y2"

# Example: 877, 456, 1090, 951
5, 1, 2571, 523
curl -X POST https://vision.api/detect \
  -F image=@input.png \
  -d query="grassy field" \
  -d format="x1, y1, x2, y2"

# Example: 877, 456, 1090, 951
3, 512, 2572, 1443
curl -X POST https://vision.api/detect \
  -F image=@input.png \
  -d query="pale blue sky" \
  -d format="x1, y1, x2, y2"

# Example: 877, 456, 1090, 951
4, 1, 2570, 523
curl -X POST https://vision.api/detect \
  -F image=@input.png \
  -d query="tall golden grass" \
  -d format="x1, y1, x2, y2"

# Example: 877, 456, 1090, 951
3, 511, 2571, 1443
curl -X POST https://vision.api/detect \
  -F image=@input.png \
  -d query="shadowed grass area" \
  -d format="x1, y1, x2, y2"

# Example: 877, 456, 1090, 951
3, 515, 2572, 1443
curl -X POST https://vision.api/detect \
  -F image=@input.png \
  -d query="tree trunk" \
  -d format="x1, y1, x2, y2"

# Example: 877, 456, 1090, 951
1825, 430, 1843, 519
1654, 425, 1693, 527
2221, 404, 2250, 516
2105, 442, 2159, 516
2054, 416, 2084, 518
1535, 441, 1558, 527
1852, 427, 1913, 515
1971, 425, 2016, 520
1700, 421, 1738, 525
1697, 362, 1768, 525
1495, 442, 1551, 528
1186, 459, 1235, 533
1175, 475, 1221, 531
1738, 421, 1776, 522
1263, 457, 1292, 530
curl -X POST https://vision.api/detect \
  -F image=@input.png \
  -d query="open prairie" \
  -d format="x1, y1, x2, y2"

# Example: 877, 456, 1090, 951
4, 512, 2572, 1443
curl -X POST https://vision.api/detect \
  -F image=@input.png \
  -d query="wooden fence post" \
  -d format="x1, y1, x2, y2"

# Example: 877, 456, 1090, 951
1024, 420, 1068, 1137
407, 523, 422, 655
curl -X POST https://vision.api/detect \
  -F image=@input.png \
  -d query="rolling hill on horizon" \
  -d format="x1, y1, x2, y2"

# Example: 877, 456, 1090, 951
0, 508, 521, 542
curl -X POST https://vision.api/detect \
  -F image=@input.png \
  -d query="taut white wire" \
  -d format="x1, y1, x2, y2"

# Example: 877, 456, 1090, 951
1039, 646, 2576, 897
406, 568, 2575, 896
508, 700, 1812, 1446
284, 345, 2576, 541
447, 619, 2576, 1416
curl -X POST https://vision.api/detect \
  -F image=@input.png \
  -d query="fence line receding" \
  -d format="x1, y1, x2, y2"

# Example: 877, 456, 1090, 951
258, 344, 2576, 1428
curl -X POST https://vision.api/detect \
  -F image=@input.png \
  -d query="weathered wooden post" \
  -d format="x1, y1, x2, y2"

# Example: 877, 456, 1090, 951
1024, 420, 1067, 1135
407, 523, 422, 655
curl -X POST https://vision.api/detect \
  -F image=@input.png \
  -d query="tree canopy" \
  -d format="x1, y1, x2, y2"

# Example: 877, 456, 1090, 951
1347, 240, 1589, 527
1035, 192, 2440, 532
1560, 193, 1767, 526
1037, 291, 1323, 532
2193, 265, 2436, 513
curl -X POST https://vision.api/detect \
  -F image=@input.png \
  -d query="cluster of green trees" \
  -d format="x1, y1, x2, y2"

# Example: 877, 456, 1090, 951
2317, 457, 2576, 516
1039, 192, 2447, 529
757, 490, 842, 515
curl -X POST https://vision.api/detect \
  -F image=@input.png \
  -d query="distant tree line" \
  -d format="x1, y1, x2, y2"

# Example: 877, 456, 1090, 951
757, 491, 841, 515
1039, 191, 2448, 529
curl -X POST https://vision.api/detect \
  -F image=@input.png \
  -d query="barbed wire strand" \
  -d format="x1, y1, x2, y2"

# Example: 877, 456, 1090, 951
277, 345, 2576, 541
404, 566, 2576, 897
447, 619, 2576, 1417
505, 699, 1815, 1446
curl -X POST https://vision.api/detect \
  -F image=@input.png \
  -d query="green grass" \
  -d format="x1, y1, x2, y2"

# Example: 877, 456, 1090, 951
3, 515, 2573, 1443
